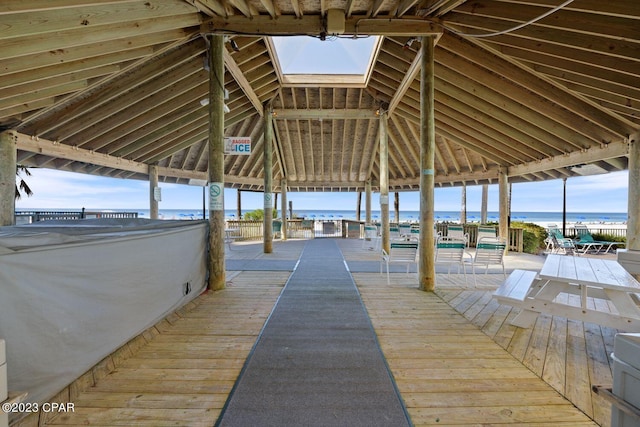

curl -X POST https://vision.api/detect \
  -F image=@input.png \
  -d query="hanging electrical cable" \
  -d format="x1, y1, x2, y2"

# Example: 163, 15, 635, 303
445, 0, 575, 38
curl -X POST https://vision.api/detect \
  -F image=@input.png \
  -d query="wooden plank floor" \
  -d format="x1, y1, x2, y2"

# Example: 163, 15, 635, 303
45, 271, 288, 427
354, 273, 597, 426
42, 238, 613, 426
339, 238, 613, 426
436, 287, 617, 427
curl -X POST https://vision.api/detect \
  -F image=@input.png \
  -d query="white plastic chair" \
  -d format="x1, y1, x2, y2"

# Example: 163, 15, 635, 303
380, 241, 419, 285
470, 237, 507, 286
447, 224, 469, 247
389, 226, 401, 240
435, 236, 468, 283
362, 224, 380, 250
476, 225, 497, 246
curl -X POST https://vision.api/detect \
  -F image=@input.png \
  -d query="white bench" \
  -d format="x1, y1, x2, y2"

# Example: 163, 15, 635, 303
493, 269, 538, 303
493, 269, 540, 326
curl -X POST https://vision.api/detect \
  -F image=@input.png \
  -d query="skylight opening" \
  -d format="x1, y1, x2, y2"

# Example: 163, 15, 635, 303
270, 36, 381, 87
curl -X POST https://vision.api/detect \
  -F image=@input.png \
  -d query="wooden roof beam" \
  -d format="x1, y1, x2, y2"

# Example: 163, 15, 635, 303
508, 139, 629, 177
417, 0, 468, 17
191, 0, 227, 18
1, 13, 201, 61
13, 131, 211, 181
227, 0, 253, 18
202, 15, 441, 36
272, 109, 378, 120
388, 48, 421, 115
224, 49, 264, 116
437, 35, 634, 138
19, 34, 204, 134
0, 29, 192, 79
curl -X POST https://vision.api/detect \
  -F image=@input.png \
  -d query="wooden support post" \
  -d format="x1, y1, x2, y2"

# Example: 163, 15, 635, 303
206, 34, 225, 291
356, 192, 362, 222
149, 164, 159, 220
498, 167, 509, 251
419, 35, 436, 291
460, 183, 467, 224
628, 132, 640, 251
394, 192, 400, 224
481, 184, 488, 224
379, 112, 390, 255
562, 177, 567, 237
263, 103, 273, 253
236, 190, 242, 220
274, 193, 278, 218
365, 180, 372, 224
0, 131, 17, 226
280, 178, 287, 240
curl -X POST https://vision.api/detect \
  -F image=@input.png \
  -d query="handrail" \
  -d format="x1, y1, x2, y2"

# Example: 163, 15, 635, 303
15, 210, 138, 223
225, 220, 526, 252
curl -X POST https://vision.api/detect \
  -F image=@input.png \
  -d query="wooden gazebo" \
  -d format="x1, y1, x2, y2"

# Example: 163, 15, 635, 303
0, 1, 638, 289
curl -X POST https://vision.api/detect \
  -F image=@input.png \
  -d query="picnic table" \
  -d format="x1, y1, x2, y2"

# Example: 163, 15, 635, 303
494, 254, 640, 331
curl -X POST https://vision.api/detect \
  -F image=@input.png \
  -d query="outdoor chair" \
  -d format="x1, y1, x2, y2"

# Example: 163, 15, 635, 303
380, 241, 419, 285
398, 223, 412, 237
469, 237, 507, 286
435, 236, 468, 284
476, 225, 497, 246
544, 224, 558, 252
224, 228, 241, 251
447, 224, 469, 247
574, 224, 625, 254
362, 224, 380, 250
547, 228, 576, 255
272, 220, 282, 239
408, 227, 420, 241
389, 226, 402, 240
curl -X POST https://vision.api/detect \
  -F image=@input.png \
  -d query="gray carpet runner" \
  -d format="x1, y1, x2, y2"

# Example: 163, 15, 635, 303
215, 239, 411, 427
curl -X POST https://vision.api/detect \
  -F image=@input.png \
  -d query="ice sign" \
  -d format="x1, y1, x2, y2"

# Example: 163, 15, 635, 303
224, 137, 251, 155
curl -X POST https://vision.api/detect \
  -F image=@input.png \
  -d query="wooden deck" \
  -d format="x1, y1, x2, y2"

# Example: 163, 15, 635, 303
41, 271, 288, 427
436, 288, 616, 427
31, 238, 619, 427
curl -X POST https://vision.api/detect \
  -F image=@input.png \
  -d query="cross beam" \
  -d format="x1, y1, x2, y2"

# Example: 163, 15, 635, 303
202, 15, 441, 37
272, 109, 378, 120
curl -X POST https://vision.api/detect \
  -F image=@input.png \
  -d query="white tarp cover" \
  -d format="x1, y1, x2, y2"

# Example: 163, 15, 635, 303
0, 219, 208, 404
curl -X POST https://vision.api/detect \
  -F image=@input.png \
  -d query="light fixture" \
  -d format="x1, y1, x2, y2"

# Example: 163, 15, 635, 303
199, 98, 231, 113
229, 39, 240, 52
403, 37, 416, 50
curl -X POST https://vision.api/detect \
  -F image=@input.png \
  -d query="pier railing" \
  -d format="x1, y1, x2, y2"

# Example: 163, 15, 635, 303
15, 210, 138, 224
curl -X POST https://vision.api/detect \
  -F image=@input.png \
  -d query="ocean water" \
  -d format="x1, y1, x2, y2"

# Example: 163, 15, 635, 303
49, 208, 626, 226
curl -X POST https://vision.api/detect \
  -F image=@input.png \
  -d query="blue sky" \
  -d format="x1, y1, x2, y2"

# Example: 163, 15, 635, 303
15, 168, 630, 213
272, 36, 378, 75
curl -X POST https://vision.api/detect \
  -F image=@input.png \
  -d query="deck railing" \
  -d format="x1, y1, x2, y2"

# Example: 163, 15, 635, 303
15, 210, 138, 224
226, 219, 527, 252
564, 227, 626, 239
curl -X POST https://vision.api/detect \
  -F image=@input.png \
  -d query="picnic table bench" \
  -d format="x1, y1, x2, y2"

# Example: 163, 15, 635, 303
493, 254, 640, 331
